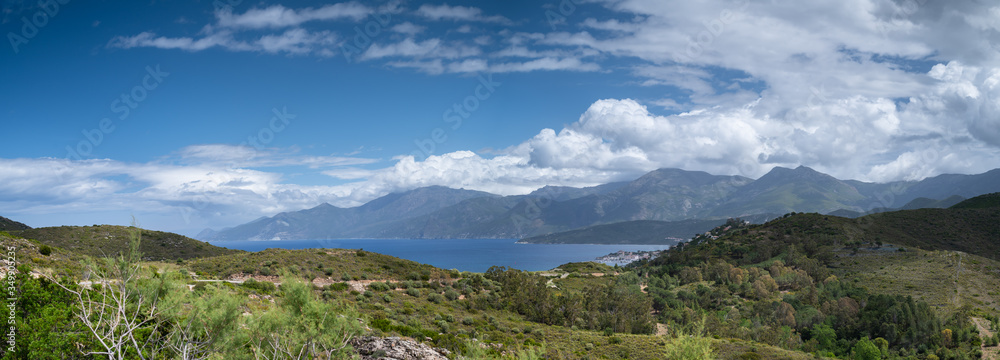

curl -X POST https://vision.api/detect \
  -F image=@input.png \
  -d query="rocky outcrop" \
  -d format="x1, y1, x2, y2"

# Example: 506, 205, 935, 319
351, 336, 451, 360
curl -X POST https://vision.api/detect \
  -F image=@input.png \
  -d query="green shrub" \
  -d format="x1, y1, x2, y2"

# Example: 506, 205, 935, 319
371, 318, 392, 332
38, 245, 52, 256
663, 319, 714, 360
368, 282, 391, 292
326, 282, 350, 291
406, 288, 421, 297
428, 293, 445, 304
241, 278, 276, 294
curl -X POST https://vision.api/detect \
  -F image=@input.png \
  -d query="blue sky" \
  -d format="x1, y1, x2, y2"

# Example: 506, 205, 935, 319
3, 0, 1000, 236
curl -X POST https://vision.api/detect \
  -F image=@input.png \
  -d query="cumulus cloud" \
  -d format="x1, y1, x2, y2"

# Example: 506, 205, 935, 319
0, 151, 381, 235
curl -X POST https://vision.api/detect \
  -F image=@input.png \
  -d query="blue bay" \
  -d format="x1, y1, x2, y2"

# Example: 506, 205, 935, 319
208, 239, 670, 273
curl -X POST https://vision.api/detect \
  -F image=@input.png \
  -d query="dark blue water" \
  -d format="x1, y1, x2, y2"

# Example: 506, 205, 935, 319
207, 239, 670, 273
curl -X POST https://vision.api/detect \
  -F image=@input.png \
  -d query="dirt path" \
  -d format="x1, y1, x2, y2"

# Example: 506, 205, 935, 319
972, 317, 998, 360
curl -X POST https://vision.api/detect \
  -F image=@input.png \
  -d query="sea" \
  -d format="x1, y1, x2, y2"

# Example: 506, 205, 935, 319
207, 238, 671, 273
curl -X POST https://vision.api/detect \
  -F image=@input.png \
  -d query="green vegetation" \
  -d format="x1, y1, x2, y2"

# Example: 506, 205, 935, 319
949, 192, 1000, 209
12, 224, 242, 261
186, 247, 453, 280
0, 215, 30, 231
555, 261, 617, 274
634, 206, 996, 359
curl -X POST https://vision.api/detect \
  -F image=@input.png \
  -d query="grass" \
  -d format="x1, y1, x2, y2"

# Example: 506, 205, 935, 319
0, 231, 83, 277
833, 245, 1000, 317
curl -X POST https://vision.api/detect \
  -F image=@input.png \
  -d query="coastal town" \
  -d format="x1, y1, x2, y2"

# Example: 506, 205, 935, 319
595, 250, 663, 266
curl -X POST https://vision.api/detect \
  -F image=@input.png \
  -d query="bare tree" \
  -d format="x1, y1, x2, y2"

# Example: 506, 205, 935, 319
51, 217, 166, 360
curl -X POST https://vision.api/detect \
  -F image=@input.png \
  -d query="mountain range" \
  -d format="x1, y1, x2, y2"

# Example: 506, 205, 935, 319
199, 166, 1000, 241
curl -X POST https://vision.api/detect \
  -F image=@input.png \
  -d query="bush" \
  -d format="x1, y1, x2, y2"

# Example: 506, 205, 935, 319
444, 289, 460, 301
38, 245, 52, 256
663, 319, 714, 360
428, 293, 445, 304
242, 278, 276, 294
326, 282, 350, 291
406, 288, 421, 297
368, 282, 391, 292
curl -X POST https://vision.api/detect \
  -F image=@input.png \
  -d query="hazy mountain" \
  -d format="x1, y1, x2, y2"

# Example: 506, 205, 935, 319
203, 186, 496, 240
711, 166, 868, 217
525, 181, 628, 202
202, 167, 1000, 241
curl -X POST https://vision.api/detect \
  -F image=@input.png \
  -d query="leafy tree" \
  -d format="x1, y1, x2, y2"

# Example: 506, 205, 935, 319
852, 337, 880, 360
1, 265, 90, 360
811, 323, 837, 352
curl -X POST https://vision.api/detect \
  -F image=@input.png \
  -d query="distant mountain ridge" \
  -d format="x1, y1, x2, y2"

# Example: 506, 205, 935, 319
201, 167, 1000, 242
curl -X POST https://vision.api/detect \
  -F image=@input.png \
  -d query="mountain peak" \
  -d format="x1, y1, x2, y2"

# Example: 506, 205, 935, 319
760, 165, 827, 180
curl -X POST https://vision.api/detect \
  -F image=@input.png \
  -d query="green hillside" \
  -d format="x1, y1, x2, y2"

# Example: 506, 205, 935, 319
856, 207, 1000, 261
12, 225, 242, 261
634, 201, 1000, 359
0, 215, 30, 231
950, 192, 1000, 209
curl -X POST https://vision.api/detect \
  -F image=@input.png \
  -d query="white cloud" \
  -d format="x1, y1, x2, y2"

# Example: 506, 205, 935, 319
108, 3, 367, 56
215, 3, 372, 29
108, 29, 337, 56
389, 57, 600, 75
390, 22, 426, 35
0, 148, 383, 235
415, 4, 511, 24
362, 38, 481, 60
387, 59, 446, 74
581, 18, 642, 32
108, 31, 251, 52
175, 144, 377, 168
490, 57, 600, 73
257, 28, 337, 54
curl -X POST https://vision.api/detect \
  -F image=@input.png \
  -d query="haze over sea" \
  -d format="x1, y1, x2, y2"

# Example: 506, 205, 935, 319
209, 239, 670, 273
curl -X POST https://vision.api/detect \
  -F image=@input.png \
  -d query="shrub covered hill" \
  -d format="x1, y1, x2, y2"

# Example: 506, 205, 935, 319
10, 224, 242, 261
0, 215, 30, 231
630, 192, 1000, 359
